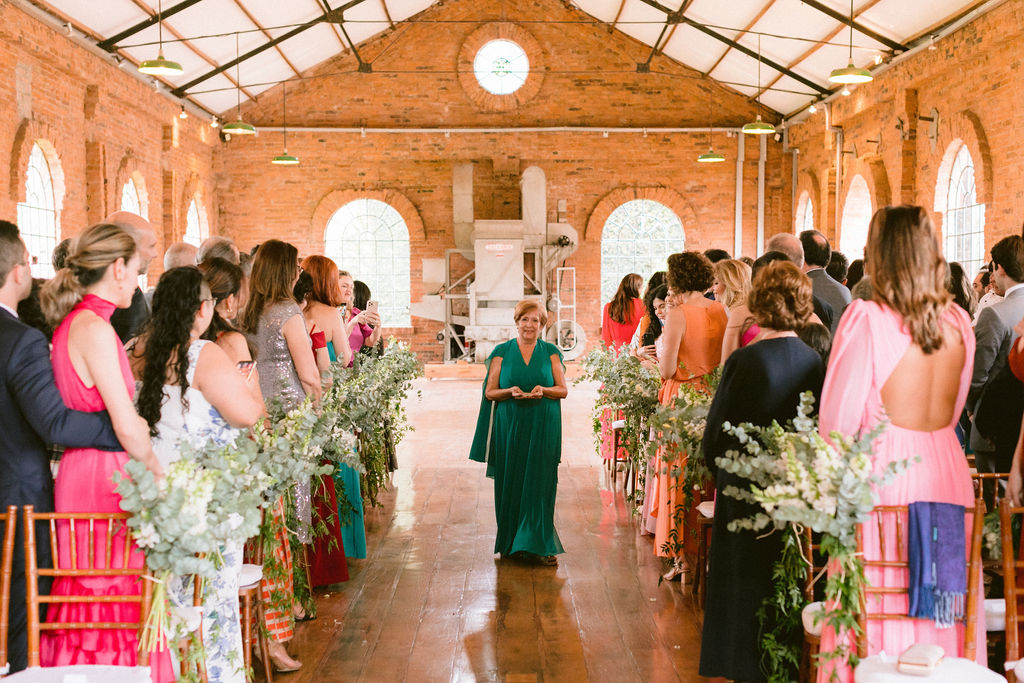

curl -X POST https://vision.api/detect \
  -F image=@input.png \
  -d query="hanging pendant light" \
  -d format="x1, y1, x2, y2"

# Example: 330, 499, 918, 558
697, 84, 725, 163
138, 0, 183, 76
829, 0, 873, 84
222, 33, 256, 135
272, 83, 299, 165
742, 34, 776, 136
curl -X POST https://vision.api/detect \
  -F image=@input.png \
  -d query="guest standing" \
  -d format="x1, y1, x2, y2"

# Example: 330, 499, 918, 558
816, 206, 983, 681
339, 270, 381, 362
0, 222, 124, 673
800, 229, 851, 330
242, 239, 322, 672
653, 252, 727, 580
131, 266, 263, 683
106, 211, 157, 343
197, 257, 252, 365
300, 255, 363, 571
37, 223, 173, 680
699, 261, 825, 682
713, 258, 755, 362
469, 299, 568, 565
601, 273, 645, 351
637, 283, 669, 537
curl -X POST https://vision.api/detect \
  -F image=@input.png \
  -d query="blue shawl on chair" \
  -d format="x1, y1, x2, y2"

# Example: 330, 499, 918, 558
907, 501, 966, 629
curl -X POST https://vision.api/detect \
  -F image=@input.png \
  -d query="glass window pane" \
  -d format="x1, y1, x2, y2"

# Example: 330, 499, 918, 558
942, 145, 986, 276
16, 144, 58, 278
600, 199, 685, 303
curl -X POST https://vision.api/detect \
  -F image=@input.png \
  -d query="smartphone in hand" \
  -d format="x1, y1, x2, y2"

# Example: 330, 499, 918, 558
365, 299, 379, 315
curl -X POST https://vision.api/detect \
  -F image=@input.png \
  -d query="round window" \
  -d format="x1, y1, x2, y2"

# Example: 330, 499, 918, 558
473, 40, 529, 95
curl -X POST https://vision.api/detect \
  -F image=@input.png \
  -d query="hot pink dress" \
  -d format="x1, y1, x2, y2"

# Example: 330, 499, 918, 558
816, 300, 983, 681
41, 294, 173, 681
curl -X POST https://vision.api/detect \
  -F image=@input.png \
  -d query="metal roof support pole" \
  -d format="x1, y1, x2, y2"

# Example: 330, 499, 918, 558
757, 134, 767, 254
734, 133, 745, 257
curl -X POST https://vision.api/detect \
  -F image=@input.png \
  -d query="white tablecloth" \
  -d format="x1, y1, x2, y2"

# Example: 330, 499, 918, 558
854, 654, 1004, 682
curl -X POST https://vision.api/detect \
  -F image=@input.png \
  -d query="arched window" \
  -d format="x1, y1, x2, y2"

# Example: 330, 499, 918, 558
184, 197, 207, 247
120, 177, 142, 217
600, 199, 685, 303
325, 198, 411, 327
943, 145, 986, 276
839, 175, 872, 260
794, 192, 814, 233
17, 144, 59, 278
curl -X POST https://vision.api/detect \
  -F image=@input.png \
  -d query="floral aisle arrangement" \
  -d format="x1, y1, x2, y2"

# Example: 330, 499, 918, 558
578, 346, 661, 486
715, 392, 906, 681
644, 367, 721, 555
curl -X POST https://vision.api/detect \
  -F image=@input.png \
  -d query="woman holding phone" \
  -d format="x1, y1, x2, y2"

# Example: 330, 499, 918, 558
129, 266, 264, 682
338, 270, 381, 360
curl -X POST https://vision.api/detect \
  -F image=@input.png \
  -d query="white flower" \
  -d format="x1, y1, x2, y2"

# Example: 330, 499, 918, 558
136, 522, 159, 549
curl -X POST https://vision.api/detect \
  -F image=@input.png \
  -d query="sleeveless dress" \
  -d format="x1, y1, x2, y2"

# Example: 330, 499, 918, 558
816, 300, 985, 681
41, 294, 174, 681
327, 340, 366, 561
599, 299, 646, 461
149, 340, 245, 683
469, 339, 565, 557
651, 300, 727, 558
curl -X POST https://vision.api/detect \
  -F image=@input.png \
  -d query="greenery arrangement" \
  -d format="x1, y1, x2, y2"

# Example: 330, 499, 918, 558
715, 392, 906, 681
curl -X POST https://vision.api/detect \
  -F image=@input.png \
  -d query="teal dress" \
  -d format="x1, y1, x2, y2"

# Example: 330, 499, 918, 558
469, 339, 565, 557
328, 341, 367, 559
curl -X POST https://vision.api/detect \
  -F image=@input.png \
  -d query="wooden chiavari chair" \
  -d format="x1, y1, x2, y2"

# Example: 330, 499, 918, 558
1000, 498, 1024, 682
241, 511, 274, 682
0, 506, 17, 676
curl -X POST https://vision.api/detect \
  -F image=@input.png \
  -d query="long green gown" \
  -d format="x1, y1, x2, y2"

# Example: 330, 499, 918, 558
469, 338, 565, 557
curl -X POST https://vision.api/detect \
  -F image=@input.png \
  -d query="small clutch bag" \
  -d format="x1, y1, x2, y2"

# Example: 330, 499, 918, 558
897, 643, 944, 676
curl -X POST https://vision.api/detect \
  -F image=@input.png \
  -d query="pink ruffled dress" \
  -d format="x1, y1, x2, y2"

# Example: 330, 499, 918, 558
816, 300, 984, 681
41, 294, 173, 681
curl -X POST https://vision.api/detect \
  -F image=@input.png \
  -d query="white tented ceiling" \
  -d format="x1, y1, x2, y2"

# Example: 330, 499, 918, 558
37, 0, 987, 117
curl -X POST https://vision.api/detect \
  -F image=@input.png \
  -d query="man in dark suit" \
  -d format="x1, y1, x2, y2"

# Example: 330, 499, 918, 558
800, 229, 851, 334
106, 211, 157, 343
0, 221, 122, 673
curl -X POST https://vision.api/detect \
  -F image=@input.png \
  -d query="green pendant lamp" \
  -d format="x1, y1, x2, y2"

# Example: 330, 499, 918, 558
697, 85, 725, 163
272, 83, 299, 165
829, 0, 873, 84
742, 34, 775, 136
138, 0, 183, 76
223, 33, 256, 135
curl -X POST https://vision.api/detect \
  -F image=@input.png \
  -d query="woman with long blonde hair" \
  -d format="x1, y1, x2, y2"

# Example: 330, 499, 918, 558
38, 223, 173, 679
712, 259, 755, 362
816, 206, 982, 680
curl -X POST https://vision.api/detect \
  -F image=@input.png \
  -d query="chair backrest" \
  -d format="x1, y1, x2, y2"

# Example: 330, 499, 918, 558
1000, 498, 1024, 683
0, 506, 17, 675
22, 505, 153, 669
972, 472, 1010, 506
800, 525, 823, 602
855, 498, 984, 660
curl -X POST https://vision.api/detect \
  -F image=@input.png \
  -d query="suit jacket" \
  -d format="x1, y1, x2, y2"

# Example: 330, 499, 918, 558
969, 286, 1024, 452
807, 268, 851, 334
110, 286, 149, 343
0, 307, 121, 672
812, 294, 834, 334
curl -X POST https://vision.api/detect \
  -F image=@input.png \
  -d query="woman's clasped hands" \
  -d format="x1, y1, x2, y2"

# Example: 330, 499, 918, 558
510, 385, 544, 400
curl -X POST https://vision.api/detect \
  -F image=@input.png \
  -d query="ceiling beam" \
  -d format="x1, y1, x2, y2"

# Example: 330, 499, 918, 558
380, 0, 395, 30
609, 0, 627, 32
228, 0, 303, 77
799, 0, 908, 52
703, 0, 777, 77
96, 0, 204, 51
313, 0, 349, 51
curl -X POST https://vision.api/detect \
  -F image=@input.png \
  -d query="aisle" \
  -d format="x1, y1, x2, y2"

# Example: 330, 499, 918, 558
289, 378, 704, 682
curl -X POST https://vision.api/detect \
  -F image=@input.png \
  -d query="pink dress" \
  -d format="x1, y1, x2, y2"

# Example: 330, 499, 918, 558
41, 294, 173, 681
816, 300, 983, 681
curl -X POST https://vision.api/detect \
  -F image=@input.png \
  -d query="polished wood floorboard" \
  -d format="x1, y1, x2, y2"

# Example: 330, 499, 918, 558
287, 379, 705, 682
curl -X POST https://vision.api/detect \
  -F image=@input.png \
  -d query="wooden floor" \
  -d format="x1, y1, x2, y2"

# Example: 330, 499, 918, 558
286, 378, 705, 682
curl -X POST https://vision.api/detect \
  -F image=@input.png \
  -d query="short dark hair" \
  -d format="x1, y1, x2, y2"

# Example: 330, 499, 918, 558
991, 235, 1024, 283
667, 251, 714, 293
0, 220, 25, 286
800, 229, 832, 268
826, 251, 849, 283
751, 250, 790, 279
981, 270, 991, 288
703, 248, 731, 264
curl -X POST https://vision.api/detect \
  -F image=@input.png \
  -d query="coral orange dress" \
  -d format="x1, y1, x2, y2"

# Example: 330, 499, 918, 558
651, 300, 727, 558
41, 294, 174, 681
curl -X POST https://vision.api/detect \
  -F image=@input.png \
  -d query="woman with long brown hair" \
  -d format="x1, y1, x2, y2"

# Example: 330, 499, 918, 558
816, 206, 982, 680
601, 272, 645, 351
242, 239, 322, 672
38, 223, 173, 679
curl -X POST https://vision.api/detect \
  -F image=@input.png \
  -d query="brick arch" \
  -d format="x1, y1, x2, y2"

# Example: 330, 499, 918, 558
932, 109, 992, 213
9, 119, 66, 215
112, 151, 150, 219
180, 173, 210, 242
837, 156, 890, 228
794, 169, 821, 233
311, 188, 426, 245
585, 186, 699, 243
457, 22, 546, 113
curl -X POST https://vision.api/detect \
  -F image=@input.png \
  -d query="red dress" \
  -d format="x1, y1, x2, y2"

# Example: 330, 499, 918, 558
41, 294, 174, 680
601, 298, 646, 349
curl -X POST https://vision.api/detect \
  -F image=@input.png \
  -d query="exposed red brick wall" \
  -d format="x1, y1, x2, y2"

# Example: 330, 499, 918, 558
0, 1, 218, 285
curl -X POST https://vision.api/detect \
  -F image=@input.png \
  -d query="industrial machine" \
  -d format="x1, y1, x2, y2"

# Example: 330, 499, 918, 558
409, 165, 586, 362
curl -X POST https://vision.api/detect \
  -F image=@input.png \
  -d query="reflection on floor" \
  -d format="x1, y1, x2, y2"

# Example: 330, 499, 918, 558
286, 378, 703, 682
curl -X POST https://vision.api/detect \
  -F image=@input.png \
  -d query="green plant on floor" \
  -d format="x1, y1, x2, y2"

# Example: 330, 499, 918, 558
756, 525, 806, 682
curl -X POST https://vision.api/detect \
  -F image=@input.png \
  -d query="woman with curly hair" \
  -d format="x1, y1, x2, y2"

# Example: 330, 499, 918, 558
652, 251, 728, 581
699, 260, 825, 682
129, 266, 263, 682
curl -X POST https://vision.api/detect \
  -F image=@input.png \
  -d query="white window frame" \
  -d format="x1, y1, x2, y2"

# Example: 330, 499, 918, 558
943, 145, 986, 277
600, 199, 685, 304
17, 144, 59, 278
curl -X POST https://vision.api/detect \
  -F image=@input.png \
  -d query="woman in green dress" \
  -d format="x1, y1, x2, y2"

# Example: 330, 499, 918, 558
469, 299, 568, 565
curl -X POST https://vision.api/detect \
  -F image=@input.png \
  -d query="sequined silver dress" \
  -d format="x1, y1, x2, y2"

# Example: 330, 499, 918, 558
247, 300, 312, 543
